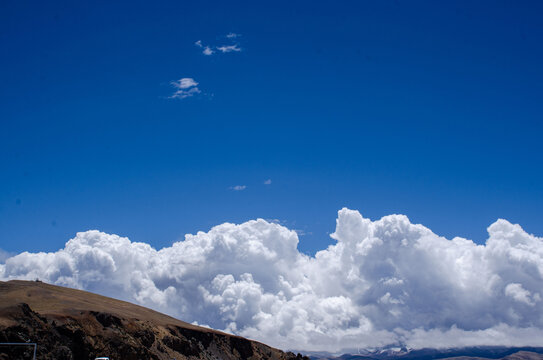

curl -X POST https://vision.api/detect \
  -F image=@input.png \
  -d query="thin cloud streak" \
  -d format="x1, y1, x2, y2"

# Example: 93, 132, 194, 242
216, 44, 241, 53
195, 35, 242, 55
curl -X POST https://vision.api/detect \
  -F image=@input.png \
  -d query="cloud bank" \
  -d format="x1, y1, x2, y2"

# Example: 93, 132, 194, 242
2, 208, 543, 353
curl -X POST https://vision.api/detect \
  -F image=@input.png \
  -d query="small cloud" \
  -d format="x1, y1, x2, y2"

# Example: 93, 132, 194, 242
263, 179, 272, 185
172, 78, 198, 89
195, 36, 242, 55
169, 77, 201, 99
202, 46, 214, 55
230, 185, 247, 191
217, 44, 241, 53
195, 40, 215, 55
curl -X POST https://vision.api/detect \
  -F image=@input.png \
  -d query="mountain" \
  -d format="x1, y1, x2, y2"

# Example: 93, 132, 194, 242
305, 347, 543, 360
0, 280, 308, 360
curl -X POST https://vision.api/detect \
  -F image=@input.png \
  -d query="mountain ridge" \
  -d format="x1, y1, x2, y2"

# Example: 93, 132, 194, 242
303, 346, 543, 360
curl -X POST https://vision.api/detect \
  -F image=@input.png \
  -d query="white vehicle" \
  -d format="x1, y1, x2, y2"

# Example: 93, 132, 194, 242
95, 358, 110, 360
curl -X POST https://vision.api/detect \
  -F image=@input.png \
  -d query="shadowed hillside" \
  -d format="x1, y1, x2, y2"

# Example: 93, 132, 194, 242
0, 280, 308, 360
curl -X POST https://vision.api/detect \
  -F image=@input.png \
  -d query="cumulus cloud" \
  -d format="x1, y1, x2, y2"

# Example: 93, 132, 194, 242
2, 209, 543, 353
505, 283, 539, 306
230, 185, 247, 191
264, 179, 272, 185
226, 33, 240, 39
169, 78, 201, 99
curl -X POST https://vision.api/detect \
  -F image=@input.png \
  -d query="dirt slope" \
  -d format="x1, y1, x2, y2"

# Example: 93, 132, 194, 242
0, 280, 307, 360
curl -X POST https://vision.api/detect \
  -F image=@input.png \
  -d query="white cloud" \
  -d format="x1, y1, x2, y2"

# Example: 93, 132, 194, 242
195, 37, 241, 55
195, 40, 215, 56
171, 78, 198, 89
2, 209, 543, 353
230, 185, 247, 191
169, 78, 201, 99
216, 44, 241, 53
264, 179, 272, 185
505, 283, 538, 306
202, 46, 214, 55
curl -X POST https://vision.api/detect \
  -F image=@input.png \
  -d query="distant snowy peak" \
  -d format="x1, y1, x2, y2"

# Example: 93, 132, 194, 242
305, 346, 543, 360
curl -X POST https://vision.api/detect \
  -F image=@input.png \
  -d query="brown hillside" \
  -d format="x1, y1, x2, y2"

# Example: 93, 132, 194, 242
0, 280, 307, 360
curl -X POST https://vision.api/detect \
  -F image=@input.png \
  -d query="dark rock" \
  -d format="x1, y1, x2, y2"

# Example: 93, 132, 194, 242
163, 335, 200, 356
230, 336, 255, 359
176, 326, 214, 348
91, 311, 123, 328
134, 328, 155, 347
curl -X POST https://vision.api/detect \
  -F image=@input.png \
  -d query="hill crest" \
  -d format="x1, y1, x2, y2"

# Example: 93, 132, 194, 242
0, 280, 307, 360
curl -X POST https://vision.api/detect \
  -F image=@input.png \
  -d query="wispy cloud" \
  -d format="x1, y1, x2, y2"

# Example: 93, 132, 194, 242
216, 44, 241, 53
169, 78, 201, 99
195, 40, 215, 56
264, 218, 283, 224
263, 179, 272, 185
230, 185, 247, 191
195, 34, 242, 55
172, 78, 198, 88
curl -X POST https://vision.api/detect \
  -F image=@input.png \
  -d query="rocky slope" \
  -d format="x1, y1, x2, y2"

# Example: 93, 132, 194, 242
0, 280, 308, 360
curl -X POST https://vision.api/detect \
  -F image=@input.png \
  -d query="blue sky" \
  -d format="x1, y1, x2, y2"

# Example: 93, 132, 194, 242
1, 0, 542, 256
